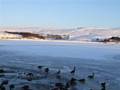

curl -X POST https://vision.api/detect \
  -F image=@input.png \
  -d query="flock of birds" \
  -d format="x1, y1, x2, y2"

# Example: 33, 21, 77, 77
0, 66, 107, 90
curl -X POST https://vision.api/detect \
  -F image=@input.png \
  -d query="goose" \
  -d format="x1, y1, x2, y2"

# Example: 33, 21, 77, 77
69, 78, 77, 86
51, 87, 58, 90
70, 66, 76, 75
0, 68, 5, 73
0, 73, 5, 77
37, 65, 43, 69
26, 73, 33, 77
65, 82, 70, 89
90, 89, 93, 90
44, 68, 49, 74
1, 80, 9, 86
0, 85, 5, 90
101, 82, 106, 90
26, 73, 34, 81
0, 80, 9, 90
22, 85, 30, 90
56, 70, 61, 79
55, 83, 64, 88
78, 78, 86, 83
88, 73, 95, 79
52, 83, 65, 90
56, 74, 61, 79
56, 70, 61, 75
9, 84, 15, 90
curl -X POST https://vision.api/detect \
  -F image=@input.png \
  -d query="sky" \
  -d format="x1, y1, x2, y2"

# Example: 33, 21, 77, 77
0, 0, 120, 28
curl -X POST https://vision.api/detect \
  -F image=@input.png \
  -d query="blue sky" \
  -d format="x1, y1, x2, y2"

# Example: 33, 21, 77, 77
0, 0, 120, 28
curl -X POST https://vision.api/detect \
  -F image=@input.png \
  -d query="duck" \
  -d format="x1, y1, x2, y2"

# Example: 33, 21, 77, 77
88, 73, 95, 79
44, 68, 49, 74
56, 74, 61, 79
0, 68, 5, 73
1, 80, 9, 86
0, 85, 5, 90
9, 84, 15, 90
37, 65, 43, 69
26, 72, 33, 77
90, 89, 93, 90
101, 82, 106, 90
26, 72, 34, 81
51, 87, 58, 90
0, 73, 5, 77
0, 80, 9, 90
51, 83, 65, 90
55, 83, 64, 88
56, 70, 61, 75
22, 85, 30, 90
78, 78, 86, 83
65, 82, 70, 89
56, 70, 61, 79
69, 78, 77, 86
70, 66, 76, 75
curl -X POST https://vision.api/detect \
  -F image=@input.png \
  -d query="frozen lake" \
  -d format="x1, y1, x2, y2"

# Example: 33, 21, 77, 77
0, 40, 120, 90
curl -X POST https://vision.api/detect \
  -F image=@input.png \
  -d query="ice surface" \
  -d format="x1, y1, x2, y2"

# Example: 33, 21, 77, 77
0, 40, 120, 90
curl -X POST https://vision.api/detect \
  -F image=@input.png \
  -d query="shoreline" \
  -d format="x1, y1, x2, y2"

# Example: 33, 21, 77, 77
0, 39, 120, 45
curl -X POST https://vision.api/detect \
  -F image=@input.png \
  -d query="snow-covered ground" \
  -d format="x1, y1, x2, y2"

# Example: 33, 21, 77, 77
0, 40, 120, 90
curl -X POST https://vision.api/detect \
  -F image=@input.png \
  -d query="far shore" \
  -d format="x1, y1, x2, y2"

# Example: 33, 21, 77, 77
0, 39, 120, 45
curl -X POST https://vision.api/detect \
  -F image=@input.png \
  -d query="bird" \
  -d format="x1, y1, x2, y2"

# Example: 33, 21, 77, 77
56, 74, 61, 79
90, 89, 93, 90
56, 70, 61, 75
44, 68, 49, 74
37, 65, 43, 69
101, 82, 106, 90
69, 78, 77, 86
78, 78, 86, 83
0, 80, 9, 90
26, 72, 34, 81
0, 73, 5, 78
88, 73, 95, 79
51, 83, 65, 90
65, 82, 70, 89
51, 87, 58, 90
0, 69, 5, 73
55, 83, 64, 88
0, 85, 5, 90
22, 85, 30, 90
70, 66, 76, 75
26, 73, 33, 77
56, 70, 61, 79
1, 80, 9, 86
9, 84, 15, 90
